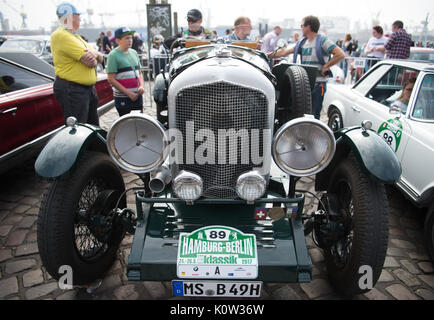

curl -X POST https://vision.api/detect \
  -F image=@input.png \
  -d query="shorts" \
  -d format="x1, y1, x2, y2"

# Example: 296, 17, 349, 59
115, 95, 143, 117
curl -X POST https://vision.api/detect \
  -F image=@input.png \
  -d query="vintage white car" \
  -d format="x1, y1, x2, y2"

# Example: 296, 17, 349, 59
323, 60, 434, 259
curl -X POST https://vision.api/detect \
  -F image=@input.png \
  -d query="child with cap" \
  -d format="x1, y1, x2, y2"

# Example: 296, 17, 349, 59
106, 27, 145, 117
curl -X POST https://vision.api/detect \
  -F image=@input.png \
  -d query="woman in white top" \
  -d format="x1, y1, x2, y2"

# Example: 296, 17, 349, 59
365, 26, 388, 71
365, 26, 388, 59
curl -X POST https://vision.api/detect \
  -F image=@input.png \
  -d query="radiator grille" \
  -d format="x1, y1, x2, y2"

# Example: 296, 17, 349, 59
173, 82, 269, 198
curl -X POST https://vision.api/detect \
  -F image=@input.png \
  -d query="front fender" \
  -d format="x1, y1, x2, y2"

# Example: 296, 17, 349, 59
316, 127, 402, 190
35, 124, 108, 178
337, 127, 402, 183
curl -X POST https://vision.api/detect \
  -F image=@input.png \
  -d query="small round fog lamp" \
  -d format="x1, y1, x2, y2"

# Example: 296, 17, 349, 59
236, 171, 266, 203
173, 171, 203, 203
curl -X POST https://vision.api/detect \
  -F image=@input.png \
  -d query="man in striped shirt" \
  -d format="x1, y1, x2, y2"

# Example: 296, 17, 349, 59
106, 27, 145, 117
267, 16, 344, 119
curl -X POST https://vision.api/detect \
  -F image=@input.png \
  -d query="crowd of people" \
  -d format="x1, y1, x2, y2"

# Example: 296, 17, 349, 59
48, 1, 433, 126
95, 30, 145, 55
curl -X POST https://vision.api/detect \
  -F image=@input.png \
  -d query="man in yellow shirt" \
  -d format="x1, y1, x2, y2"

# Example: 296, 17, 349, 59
51, 2, 104, 126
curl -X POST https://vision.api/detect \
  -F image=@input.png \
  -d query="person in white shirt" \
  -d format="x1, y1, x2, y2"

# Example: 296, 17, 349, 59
365, 25, 388, 71
150, 35, 164, 58
261, 26, 283, 68
261, 26, 282, 53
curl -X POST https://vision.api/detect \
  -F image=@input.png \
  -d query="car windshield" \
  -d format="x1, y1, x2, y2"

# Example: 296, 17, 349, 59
413, 73, 434, 121
409, 52, 434, 63
172, 45, 269, 74
0, 40, 44, 55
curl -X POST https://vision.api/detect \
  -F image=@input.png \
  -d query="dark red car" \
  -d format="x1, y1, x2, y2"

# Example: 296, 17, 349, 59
0, 52, 114, 174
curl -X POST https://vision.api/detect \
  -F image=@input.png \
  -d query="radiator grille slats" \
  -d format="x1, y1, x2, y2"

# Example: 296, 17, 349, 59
173, 82, 269, 198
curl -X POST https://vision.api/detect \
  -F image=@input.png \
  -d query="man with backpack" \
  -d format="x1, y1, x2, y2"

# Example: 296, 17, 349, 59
268, 15, 344, 119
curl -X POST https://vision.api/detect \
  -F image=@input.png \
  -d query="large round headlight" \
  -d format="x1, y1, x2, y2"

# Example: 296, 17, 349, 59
173, 171, 203, 202
236, 171, 266, 203
107, 114, 168, 174
272, 117, 336, 177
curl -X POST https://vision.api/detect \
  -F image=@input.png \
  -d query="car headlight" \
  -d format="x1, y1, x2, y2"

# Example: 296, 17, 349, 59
272, 117, 336, 177
107, 114, 168, 174
173, 171, 203, 202
236, 171, 266, 203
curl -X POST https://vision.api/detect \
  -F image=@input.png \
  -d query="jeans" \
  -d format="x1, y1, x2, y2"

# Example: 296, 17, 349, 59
53, 77, 99, 126
343, 59, 349, 78
364, 58, 379, 73
312, 82, 327, 120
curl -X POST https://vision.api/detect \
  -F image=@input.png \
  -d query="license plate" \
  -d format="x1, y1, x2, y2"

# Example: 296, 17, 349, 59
172, 280, 262, 298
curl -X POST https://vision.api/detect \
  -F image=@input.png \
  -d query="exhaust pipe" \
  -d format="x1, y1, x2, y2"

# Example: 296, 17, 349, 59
149, 166, 172, 194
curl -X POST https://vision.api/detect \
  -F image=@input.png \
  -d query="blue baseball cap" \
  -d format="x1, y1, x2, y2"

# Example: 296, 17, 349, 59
56, 2, 83, 18
114, 27, 136, 39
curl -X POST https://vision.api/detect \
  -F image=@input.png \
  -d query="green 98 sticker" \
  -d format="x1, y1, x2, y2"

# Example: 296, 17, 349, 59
377, 119, 403, 152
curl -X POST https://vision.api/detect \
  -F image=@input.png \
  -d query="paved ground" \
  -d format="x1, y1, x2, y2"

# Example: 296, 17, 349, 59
0, 105, 433, 300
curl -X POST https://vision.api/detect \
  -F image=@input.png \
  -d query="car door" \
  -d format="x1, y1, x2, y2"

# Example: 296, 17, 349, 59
0, 60, 57, 156
398, 72, 434, 199
344, 64, 392, 127
351, 65, 419, 160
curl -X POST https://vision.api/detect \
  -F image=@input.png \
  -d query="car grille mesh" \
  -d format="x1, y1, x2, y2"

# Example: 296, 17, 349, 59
173, 82, 269, 198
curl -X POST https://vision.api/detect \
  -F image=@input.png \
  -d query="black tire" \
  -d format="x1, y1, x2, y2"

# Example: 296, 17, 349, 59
424, 205, 434, 261
285, 65, 313, 120
323, 152, 389, 296
37, 152, 126, 285
328, 107, 343, 132
276, 66, 312, 130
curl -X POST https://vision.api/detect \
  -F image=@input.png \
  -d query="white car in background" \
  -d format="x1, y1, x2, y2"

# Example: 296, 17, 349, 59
0, 35, 52, 65
323, 60, 434, 259
409, 47, 434, 63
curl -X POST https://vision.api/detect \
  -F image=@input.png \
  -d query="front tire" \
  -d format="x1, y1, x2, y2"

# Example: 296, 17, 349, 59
37, 152, 126, 285
322, 153, 389, 296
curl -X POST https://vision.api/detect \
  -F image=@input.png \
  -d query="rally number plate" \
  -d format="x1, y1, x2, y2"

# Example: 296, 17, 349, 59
177, 226, 258, 279
172, 280, 262, 298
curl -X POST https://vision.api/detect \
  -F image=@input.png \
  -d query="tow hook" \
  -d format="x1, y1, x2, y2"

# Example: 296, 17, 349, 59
317, 219, 346, 248
304, 193, 347, 248
304, 209, 328, 235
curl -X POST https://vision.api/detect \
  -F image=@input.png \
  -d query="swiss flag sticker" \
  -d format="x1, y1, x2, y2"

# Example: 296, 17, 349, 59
255, 208, 268, 220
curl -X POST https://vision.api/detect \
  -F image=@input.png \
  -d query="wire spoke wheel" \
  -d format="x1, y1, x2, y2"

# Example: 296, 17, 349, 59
37, 152, 126, 285
74, 177, 111, 262
323, 152, 389, 296
330, 179, 354, 269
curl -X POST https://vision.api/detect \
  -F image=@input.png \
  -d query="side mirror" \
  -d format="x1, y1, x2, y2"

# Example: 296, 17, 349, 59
389, 105, 402, 118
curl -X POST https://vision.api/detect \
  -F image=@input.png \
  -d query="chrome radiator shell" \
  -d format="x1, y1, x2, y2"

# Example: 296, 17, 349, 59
168, 57, 275, 198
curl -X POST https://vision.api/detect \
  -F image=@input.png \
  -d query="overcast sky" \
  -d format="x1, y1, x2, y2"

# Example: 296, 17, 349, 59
1, 0, 433, 32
